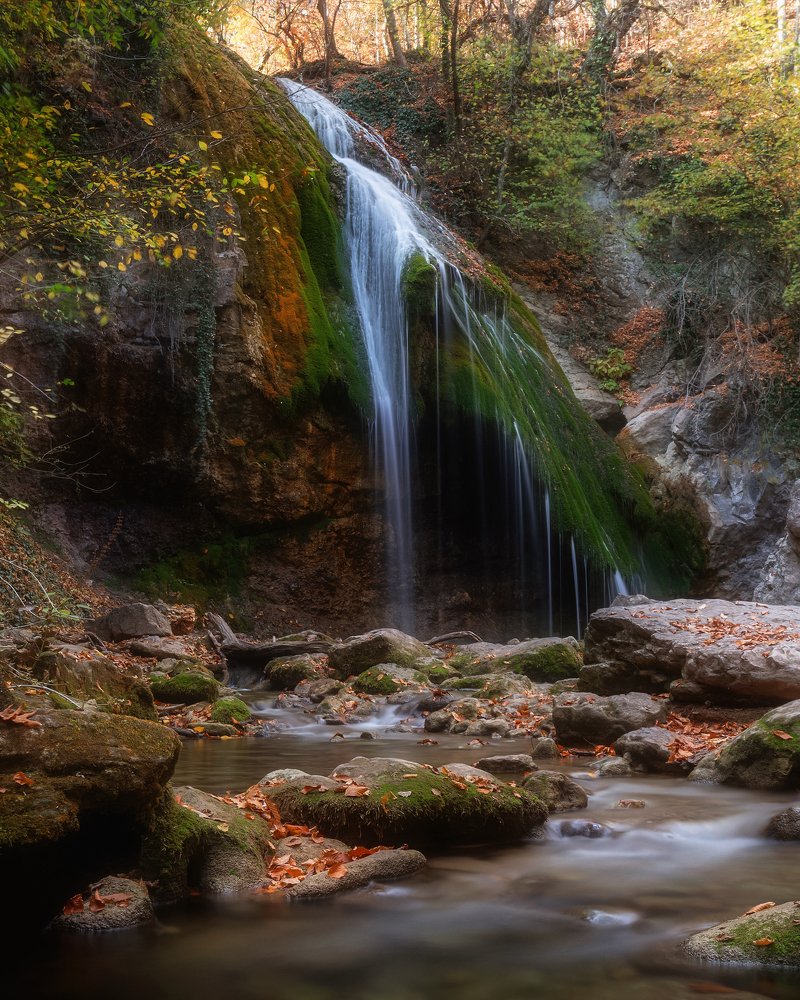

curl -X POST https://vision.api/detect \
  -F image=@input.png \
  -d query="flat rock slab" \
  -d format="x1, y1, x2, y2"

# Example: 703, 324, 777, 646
92, 604, 172, 642
553, 691, 667, 745
685, 900, 800, 968
581, 599, 800, 703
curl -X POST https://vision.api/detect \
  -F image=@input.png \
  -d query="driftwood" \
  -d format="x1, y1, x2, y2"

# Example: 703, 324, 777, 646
425, 631, 482, 646
207, 613, 332, 669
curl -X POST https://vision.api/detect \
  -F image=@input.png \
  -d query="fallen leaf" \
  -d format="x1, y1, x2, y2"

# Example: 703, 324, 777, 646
13, 771, 34, 787
344, 784, 370, 797
327, 864, 348, 879
0, 705, 42, 728
752, 938, 774, 946
743, 901, 776, 915
217, 822, 229, 832
772, 730, 793, 741
430, 788, 442, 797
396, 790, 413, 798
88, 890, 106, 912
62, 894, 84, 915
101, 893, 132, 907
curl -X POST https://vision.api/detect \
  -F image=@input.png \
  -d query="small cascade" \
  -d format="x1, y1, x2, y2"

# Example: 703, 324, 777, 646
280, 78, 638, 634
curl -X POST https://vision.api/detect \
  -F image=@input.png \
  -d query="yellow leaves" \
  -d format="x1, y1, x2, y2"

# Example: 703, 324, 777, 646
117, 262, 126, 272
209, 131, 223, 140
81, 81, 92, 93
114, 235, 124, 247
140, 112, 155, 127
257, 174, 269, 189
198, 140, 208, 152
186, 247, 198, 260
172, 245, 183, 260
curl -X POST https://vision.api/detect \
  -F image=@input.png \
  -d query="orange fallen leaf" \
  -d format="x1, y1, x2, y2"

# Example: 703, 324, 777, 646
13, 771, 34, 787
743, 901, 775, 915
327, 864, 348, 879
88, 890, 106, 913
752, 938, 774, 946
0, 706, 42, 728
344, 784, 370, 797
772, 730, 793, 741
102, 893, 133, 907
62, 894, 84, 915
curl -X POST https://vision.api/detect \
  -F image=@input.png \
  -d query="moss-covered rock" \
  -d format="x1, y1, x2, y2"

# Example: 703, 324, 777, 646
327, 629, 438, 678
419, 663, 458, 684
507, 643, 582, 682
685, 900, 800, 968
265, 758, 545, 847
402, 251, 437, 321
150, 671, 220, 705
140, 786, 273, 901
351, 664, 427, 695
522, 771, 588, 812
209, 697, 251, 724
267, 655, 321, 691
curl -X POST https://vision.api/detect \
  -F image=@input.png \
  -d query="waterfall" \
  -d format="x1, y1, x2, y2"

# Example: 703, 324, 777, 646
279, 78, 635, 635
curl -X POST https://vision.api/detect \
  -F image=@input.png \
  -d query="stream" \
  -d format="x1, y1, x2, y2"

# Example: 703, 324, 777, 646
19, 698, 800, 1000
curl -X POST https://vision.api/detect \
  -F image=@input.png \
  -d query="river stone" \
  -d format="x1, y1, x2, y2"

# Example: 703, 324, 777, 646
522, 771, 588, 812
298, 678, 344, 703
141, 786, 273, 900
553, 692, 667, 745
558, 820, 611, 838
476, 754, 537, 774
352, 664, 427, 695
581, 599, 800, 703
448, 639, 580, 681
438, 763, 498, 783
53, 876, 153, 933
191, 722, 238, 737
327, 629, 438, 678
267, 655, 320, 691
264, 758, 546, 848
530, 737, 560, 759
764, 806, 800, 840
259, 768, 313, 784
594, 756, 634, 777
92, 604, 172, 642
424, 708, 455, 733
126, 637, 194, 660
32, 644, 156, 721
688, 700, 800, 790
614, 726, 687, 773
463, 718, 512, 738
479, 674, 534, 699
150, 671, 220, 706
285, 849, 427, 899
684, 899, 800, 967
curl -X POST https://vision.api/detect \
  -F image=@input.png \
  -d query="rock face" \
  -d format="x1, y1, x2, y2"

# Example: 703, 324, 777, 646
689, 701, 800, 790
755, 480, 800, 605
685, 900, 800, 967
553, 691, 667, 745
92, 604, 172, 642
581, 599, 800, 703
263, 757, 546, 847
327, 630, 438, 678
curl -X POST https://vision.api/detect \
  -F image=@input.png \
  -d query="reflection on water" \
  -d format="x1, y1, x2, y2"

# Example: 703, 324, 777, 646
15, 713, 800, 1000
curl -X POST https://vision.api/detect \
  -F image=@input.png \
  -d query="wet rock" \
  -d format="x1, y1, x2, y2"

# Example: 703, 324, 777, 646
259, 768, 312, 784
352, 664, 427, 695
522, 771, 588, 812
448, 639, 581, 681
300, 678, 344, 703
553, 691, 667, 745
266, 655, 321, 691
285, 849, 427, 899
417, 693, 454, 713
475, 754, 537, 774
359, 731, 375, 740
92, 604, 172, 642
594, 756, 633, 777
765, 806, 800, 841
478, 674, 534, 699
53, 876, 153, 933
463, 718, 511, 738
126, 637, 194, 660
141, 786, 273, 900
265, 757, 546, 848
684, 899, 800, 967
327, 629, 438, 678
209, 697, 250, 724
614, 726, 688, 773
530, 737, 560, 759
688, 700, 800, 790
581, 599, 800, 703
32, 644, 156, 720
150, 671, 220, 706
558, 819, 611, 838
191, 722, 238, 737
438, 763, 498, 783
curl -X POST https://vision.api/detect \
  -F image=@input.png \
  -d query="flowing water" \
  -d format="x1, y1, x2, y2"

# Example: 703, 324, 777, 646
18, 702, 800, 1000
279, 80, 633, 636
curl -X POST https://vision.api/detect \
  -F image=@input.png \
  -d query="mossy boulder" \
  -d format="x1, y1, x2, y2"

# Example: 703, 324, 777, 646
685, 900, 800, 968
480, 674, 533, 699
522, 771, 588, 812
689, 700, 800, 790
267, 655, 321, 691
0, 707, 180, 853
140, 786, 273, 901
265, 757, 545, 847
352, 664, 427, 695
32, 645, 156, 721
209, 697, 251, 724
327, 629, 438, 679
442, 674, 492, 690
150, 671, 220, 705
507, 643, 582, 683
418, 663, 458, 684
52, 876, 154, 933
402, 252, 437, 321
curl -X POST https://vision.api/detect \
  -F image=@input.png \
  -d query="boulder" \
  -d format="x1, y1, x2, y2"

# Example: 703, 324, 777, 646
447, 639, 580, 681
351, 664, 427, 695
530, 737, 560, 759
558, 819, 612, 838
475, 754, 537, 774
285, 849, 427, 899
553, 692, 667, 745
689, 701, 800, 790
684, 900, 800, 967
581, 599, 800, 703
327, 630, 438, 678
522, 771, 588, 812
92, 604, 172, 642
140, 786, 273, 900
264, 757, 546, 847
595, 756, 634, 777
126, 637, 194, 660
479, 674, 534, 699
764, 807, 800, 841
150, 671, 220, 705
614, 726, 688, 773
297, 678, 343, 703
209, 697, 250, 724
32, 644, 156, 720
267, 655, 321, 691
53, 876, 153, 933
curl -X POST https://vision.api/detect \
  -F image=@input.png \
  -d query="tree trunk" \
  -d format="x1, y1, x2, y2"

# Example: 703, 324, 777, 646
778, 0, 786, 45
317, 0, 341, 85
383, 0, 408, 66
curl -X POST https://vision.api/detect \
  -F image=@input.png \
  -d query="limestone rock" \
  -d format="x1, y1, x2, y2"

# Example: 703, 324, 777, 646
684, 900, 800, 967
614, 726, 689, 773
553, 691, 667, 745
92, 604, 172, 642
327, 630, 438, 678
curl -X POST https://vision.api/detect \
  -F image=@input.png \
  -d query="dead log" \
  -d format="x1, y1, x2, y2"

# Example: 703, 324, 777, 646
207, 613, 332, 669
425, 631, 482, 646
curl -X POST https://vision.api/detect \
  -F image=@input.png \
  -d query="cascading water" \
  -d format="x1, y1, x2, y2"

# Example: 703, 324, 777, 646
280, 78, 637, 635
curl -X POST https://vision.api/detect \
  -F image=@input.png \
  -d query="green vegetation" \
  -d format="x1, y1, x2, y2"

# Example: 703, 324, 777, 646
209, 696, 250, 724
150, 671, 219, 705
267, 656, 320, 690
507, 644, 582, 683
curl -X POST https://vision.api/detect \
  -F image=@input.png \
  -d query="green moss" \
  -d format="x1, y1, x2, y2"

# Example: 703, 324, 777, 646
350, 666, 424, 695
297, 176, 343, 292
443, 674, 491, 689
711, 913, 800, 964
209, 696, 250, 724
446, 652, 482, 674
402, 251, 438, 320
140, 790, 209, 901
267, 770, 545, 847
420, 664, 457, 683
267, 655, 319, 691
507, 644, 582, 682
150, 671, 219, 705
48, 691, 77, 710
